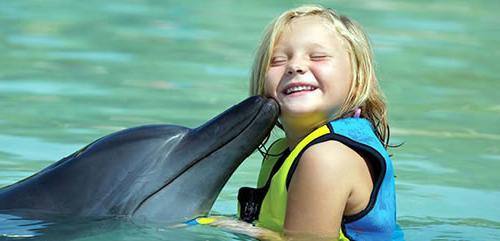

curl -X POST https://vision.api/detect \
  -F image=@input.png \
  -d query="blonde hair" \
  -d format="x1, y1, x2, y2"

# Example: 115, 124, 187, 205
249, 4, 390, 147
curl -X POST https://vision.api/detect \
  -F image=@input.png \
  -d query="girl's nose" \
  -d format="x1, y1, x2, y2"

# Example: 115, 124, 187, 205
287, 66, 304, 75
286, 59, 307, 75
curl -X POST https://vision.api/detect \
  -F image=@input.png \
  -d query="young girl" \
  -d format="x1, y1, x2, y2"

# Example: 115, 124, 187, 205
236, 4, 401, 241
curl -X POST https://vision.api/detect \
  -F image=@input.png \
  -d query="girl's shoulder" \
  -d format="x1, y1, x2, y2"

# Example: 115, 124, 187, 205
292, 140, 375, 215
300, 140, 367, 173
293, 140, 374, 198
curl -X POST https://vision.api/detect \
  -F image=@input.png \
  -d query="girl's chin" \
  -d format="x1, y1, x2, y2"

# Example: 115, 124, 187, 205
279, 107, 322, 119
279, 102, 320, 115
278, 104, 338, 123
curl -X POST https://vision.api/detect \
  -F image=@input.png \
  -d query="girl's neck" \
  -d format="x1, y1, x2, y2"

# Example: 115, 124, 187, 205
281, 116, 327, 149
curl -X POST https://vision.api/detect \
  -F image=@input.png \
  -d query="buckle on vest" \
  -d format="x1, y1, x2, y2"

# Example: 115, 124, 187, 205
238, 187, 266, 223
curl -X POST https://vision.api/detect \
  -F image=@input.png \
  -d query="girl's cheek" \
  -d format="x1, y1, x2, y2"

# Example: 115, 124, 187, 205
263, 79, 276, 98
310, 60, 331, 70
264, 70, 282, 97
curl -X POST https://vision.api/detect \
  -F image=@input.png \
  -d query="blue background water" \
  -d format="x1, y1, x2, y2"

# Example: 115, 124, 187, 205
1, 0, 499, 240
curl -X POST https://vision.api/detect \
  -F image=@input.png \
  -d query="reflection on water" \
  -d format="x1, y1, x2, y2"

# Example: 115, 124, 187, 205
0, 211, 245, 241
0, 213, 48, 238
401, 216, 500, 241
1, 0, 499, 240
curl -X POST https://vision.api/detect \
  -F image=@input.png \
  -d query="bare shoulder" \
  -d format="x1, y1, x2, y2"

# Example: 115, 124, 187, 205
299, 140, 367, 176
296, 140, 373, 200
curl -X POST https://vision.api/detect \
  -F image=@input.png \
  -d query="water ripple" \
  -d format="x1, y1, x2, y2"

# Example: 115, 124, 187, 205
7, 35, 69, 48
392, 127, 500, 141
0, 80, 108, 96
46, 51, 133, 62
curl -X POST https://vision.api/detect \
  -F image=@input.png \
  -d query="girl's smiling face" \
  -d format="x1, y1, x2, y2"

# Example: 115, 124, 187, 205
264, 15, 352, 128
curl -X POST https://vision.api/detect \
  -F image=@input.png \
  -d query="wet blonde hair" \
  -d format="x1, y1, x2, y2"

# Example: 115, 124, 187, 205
249, 4, 390, 147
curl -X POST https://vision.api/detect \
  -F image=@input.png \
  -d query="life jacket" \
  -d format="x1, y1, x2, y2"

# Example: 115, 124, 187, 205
238, 118, 401, 241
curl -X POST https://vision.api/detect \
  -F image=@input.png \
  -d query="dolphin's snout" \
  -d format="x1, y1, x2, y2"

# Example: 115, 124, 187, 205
261, 97, 280, 118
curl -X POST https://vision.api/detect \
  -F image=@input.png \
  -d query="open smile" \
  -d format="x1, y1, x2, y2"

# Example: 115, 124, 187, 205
282, 83, 318, 95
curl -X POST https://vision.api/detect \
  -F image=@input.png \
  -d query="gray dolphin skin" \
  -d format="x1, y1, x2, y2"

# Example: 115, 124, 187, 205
0, 96, 279, 223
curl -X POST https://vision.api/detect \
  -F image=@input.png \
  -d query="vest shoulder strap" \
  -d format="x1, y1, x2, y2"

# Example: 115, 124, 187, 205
257, 138, 288, 188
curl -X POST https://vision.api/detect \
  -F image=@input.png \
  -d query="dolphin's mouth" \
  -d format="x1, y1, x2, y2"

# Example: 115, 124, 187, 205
131, 97, 279, 216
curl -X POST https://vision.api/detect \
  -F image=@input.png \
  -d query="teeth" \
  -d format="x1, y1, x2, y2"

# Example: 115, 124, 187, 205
285, 85, 315, 94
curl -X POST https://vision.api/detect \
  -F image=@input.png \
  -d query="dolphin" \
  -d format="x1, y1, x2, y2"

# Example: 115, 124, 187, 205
0, 96, 279, 223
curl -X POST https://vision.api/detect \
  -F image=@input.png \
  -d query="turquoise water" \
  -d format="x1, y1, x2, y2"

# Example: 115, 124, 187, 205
1, 0, 499, 240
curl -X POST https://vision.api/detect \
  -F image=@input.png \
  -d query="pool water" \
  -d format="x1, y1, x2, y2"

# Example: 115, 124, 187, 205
1, 0, 499, 240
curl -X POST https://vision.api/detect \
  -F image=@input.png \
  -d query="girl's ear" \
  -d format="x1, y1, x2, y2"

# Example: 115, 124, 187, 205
353, 108, 361, 118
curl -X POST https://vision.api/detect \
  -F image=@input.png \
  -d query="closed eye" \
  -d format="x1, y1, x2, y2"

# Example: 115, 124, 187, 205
310, 55, 329, 61
270, 56, 287, 66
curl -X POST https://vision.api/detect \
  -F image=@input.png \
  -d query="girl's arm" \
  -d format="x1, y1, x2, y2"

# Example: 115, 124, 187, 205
284, 140, 373, 239
208, 216, 284, 241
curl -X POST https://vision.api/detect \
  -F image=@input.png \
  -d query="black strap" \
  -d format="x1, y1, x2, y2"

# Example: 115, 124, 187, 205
263, 148, 290, 190
238, 148, 289, 223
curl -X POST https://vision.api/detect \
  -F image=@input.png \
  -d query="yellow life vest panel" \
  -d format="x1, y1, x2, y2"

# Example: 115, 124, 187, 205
239, 125, 349, 240
257, 125, 330, 231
